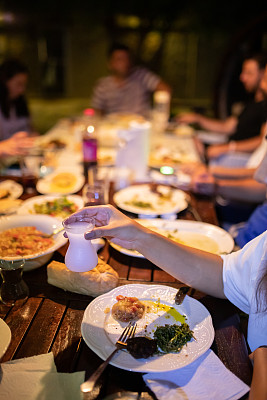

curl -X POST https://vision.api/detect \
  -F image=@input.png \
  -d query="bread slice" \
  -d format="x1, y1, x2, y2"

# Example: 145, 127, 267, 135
47, 259, 119, 297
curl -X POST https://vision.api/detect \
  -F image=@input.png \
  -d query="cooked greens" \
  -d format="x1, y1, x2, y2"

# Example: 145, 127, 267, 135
154, 323, 194, 353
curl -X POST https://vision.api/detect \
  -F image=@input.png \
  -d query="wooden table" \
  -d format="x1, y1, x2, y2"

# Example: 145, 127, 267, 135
0, 182, 252, 400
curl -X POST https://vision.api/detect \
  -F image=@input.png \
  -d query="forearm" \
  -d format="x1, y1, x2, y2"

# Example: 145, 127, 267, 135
210, 166, 256, 180
216, 179, 266, 203
198, 115, 237, 135
231, 136, 262, 153
249, 347, 267, 400
137, 228, 225, 298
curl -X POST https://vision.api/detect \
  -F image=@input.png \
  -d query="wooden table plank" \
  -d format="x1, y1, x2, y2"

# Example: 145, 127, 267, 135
15, 298, 67, 359
1, 297, 43, 362
52, 299, 88, 372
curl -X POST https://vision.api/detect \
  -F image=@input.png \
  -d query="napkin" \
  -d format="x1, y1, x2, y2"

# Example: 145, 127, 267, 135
143, 350, 250, 400
0, 352, 85, 400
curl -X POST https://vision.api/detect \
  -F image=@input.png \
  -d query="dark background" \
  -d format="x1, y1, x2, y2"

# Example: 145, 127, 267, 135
1, 0, 267, 132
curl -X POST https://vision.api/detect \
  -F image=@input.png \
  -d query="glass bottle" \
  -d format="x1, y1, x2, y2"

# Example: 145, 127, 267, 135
82, 108, 98, 183
0, 260, 29, 307
62, 215, 98, 272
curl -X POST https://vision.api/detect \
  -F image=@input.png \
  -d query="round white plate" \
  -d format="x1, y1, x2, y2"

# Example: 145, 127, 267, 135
113, 185, 188, 216
17, 194, 84, 219
109, 219, 234, 257
36, 170, 85, 195
0, 214, 67, 271
196, 131, 228, 145
0, 318, 11, 359
81, 284, 214, 372
0, 180, 23, 199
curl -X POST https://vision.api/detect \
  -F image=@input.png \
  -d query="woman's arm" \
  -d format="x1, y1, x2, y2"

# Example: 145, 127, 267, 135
65, 205, 225, 298
249, 347, 267, 400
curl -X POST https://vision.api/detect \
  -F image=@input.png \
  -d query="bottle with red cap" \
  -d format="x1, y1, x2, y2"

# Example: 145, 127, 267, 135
82, 108, 98, 182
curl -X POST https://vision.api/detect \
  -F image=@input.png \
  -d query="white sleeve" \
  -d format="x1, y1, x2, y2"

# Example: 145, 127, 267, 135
222, 231, 267, 314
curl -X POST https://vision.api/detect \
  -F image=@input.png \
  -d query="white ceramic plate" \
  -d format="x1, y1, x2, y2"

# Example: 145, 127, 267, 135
36, 170, 85, 195
109, 219, 234, 257
113, 185, 188, 216
0, 180, 23, 199
0, 180, 23, 214
196, 131, 228, 145
81, 284, 214, 372
17, 194, 84, 219
0, 214, 67, 271
0, 318, 11, 359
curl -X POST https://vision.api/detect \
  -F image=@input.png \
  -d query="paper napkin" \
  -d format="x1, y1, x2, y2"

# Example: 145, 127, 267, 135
143, 349, 250, 400
0, 353, 85, 400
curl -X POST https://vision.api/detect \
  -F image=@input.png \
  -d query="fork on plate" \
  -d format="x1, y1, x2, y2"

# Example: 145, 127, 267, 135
80, 321, 137, 393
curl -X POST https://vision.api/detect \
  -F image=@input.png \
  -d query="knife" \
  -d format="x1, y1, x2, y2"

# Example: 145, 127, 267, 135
175, 286, 192, 305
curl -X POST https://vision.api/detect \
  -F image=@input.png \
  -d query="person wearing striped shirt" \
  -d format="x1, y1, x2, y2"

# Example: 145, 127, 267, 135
91, 43, 171, 116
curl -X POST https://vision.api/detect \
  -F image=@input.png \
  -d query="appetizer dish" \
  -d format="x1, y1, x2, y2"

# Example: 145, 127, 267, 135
0, 226, 54, 257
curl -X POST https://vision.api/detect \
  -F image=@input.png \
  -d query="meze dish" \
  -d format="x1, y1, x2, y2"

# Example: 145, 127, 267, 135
82, 284, 214, 372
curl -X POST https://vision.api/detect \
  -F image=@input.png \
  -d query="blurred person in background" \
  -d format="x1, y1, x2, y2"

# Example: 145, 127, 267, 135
91, 43, 171, 116
0, 59, 36, 164
178, 54, 267, 144
0, 58, 37, 141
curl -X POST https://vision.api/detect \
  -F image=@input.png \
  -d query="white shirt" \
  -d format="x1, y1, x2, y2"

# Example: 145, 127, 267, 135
222, 231, 267, 352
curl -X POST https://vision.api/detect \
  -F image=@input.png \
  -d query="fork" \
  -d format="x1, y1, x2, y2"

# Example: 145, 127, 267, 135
80, 321, 137, 393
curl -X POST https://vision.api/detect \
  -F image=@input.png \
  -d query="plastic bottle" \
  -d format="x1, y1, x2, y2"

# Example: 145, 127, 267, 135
82, 108, 98, 182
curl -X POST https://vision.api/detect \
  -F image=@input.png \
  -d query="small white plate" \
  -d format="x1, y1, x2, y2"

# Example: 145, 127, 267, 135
0, 318, 11, 359
196, 131, 228, 145
113, 184, 188, 216
109, 218, 234, 257
0, 180, 23, 199
17, 194, 84, 219
81, 284, 214, 372
36, 170, 85, 195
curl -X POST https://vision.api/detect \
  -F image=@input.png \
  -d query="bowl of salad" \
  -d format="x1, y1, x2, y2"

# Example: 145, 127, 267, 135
17, 195, 84, 219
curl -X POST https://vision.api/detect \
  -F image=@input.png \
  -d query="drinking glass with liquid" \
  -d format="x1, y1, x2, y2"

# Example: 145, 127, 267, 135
0, 259, 29, 307
63, 215, 98, 272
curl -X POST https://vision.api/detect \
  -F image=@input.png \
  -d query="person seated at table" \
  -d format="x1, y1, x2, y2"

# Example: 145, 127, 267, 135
177, 53, 267, 143
0, 131, 35, 158
65, 204, 267, 400
0, 58, 36, 141
190, 146, 267, 248
91, 42, 171, 116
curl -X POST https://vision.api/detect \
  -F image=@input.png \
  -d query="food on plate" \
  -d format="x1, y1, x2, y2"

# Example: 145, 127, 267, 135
0, 227, 54, 257
126, 337, 158, 359
167, 232, 219, 254
47, 259, 119, 297
154, 323, 194, 353
0, 199, 22, 214
31, 196, 79, 218
112, 295, 145, 322
125, 199, 153, 209
0, 188, 9, 199
42, 139, 66, 150
49, 172, 77, 193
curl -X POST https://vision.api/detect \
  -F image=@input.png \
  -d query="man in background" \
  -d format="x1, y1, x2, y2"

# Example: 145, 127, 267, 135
91, 43, 171, 116
178, 53, 267, 143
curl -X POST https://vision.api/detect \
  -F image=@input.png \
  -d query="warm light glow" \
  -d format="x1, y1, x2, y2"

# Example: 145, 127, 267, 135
87, 125, 95, 134
160, 166, 174, 175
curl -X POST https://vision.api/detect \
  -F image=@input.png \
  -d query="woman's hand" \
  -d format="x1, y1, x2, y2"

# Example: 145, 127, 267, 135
64, 205, 148, 251
0, 131, 36, 157
177, 112, 199, 124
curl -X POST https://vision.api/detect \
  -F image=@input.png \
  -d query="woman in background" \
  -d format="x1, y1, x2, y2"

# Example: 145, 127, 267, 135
0, 58, 34, 141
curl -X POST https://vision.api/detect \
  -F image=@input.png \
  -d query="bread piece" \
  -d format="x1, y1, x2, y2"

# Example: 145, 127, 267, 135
47, 259, 119, 297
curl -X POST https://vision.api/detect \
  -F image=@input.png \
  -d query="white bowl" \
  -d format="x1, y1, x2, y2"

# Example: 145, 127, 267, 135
0, 215, 67, 271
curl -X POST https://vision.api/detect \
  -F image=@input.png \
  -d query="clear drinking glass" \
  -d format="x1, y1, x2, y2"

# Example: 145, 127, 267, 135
0, 260, 29, 307
62, 215, 98, 272
82, 180, 108, 206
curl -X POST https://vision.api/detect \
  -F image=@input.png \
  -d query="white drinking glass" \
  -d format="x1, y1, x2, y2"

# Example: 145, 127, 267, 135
63, 215, 98, 272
